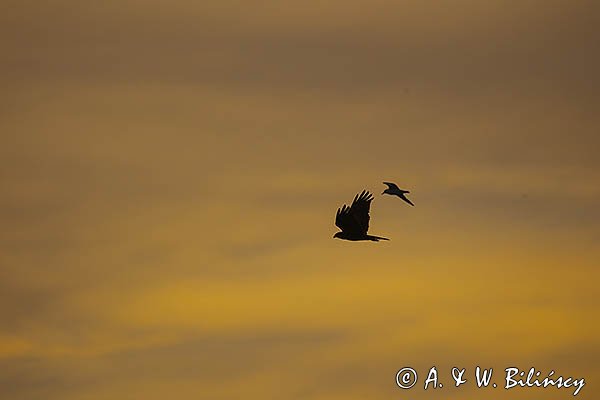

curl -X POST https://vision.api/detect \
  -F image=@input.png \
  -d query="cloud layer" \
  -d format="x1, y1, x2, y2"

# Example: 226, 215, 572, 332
1, 1, 599, 398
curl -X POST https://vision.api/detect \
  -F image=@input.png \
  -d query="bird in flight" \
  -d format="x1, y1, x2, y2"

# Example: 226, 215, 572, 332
382, 182, 414, 206
333, 190, 389, 241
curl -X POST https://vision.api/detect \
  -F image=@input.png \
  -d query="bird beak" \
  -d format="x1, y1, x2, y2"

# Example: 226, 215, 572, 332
382, 191, 385, 194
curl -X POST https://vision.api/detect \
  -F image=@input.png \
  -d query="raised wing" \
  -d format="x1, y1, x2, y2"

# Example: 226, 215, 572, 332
383, 181, 400, 191
335, 190, 374, 235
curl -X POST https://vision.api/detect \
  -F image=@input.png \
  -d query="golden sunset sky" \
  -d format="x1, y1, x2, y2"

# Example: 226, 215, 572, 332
2, 1, 599, 399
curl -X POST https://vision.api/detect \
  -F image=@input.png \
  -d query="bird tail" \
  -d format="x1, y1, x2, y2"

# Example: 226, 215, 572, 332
367, 235, 390, 242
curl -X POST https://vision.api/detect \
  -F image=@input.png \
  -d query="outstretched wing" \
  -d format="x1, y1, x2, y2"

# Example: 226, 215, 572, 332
400, 194, 415, 206
383, 181, 400, 191
335, 190, 374, 235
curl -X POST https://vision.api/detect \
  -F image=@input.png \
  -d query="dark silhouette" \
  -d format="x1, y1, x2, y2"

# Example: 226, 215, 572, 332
382, 182, 414, 206
333, 190, 390, 241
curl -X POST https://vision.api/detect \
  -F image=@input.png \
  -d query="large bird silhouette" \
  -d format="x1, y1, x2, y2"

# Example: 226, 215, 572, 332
333, 190, 389, 241
382, 182, 414, 206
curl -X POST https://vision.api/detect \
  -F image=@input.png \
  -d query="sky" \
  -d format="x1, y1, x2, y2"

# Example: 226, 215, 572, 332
1, 1, 599, 399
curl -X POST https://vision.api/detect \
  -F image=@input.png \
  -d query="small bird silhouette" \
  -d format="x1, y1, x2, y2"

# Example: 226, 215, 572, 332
382, 182, 414, 206
333, 190, 389, 241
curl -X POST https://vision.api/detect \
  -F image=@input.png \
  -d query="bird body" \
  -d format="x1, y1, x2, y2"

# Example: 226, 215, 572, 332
333, 190, 389, 241
333, 232, 389, 242
382, 182, 414, 206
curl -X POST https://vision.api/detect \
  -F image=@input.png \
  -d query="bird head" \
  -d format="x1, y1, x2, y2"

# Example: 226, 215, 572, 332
382, 189, 390, 195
